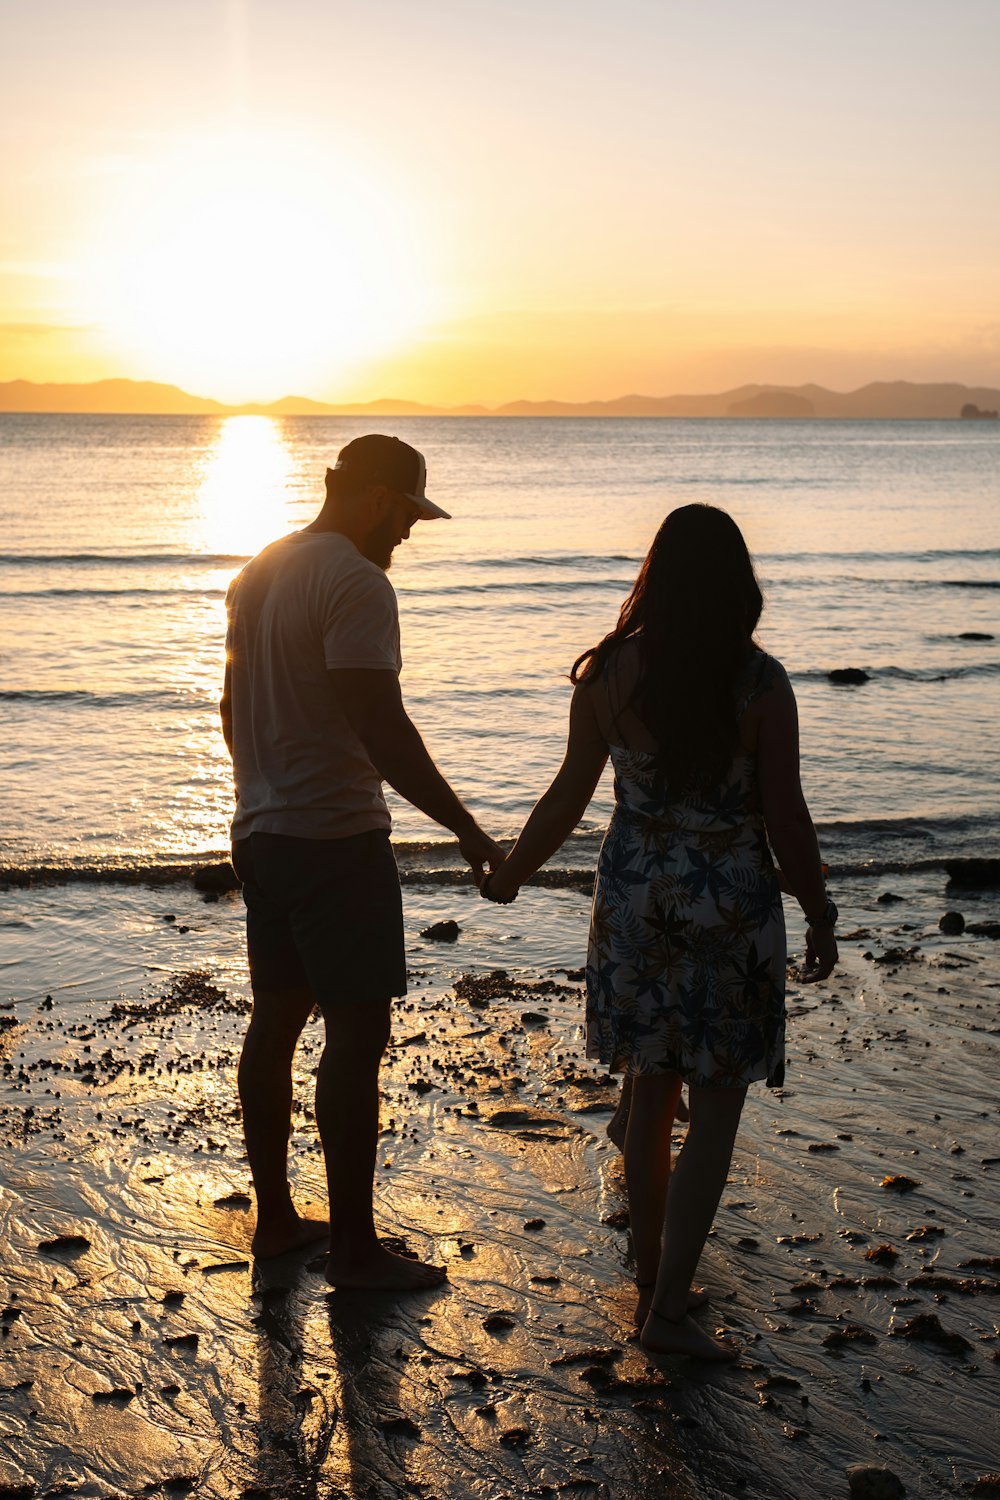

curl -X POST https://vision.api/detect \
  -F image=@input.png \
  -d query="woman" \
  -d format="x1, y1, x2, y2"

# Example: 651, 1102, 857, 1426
483, 504, 837, 1361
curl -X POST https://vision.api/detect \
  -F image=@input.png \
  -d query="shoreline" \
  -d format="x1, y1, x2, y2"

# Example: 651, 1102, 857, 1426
1, 882, 999, 1497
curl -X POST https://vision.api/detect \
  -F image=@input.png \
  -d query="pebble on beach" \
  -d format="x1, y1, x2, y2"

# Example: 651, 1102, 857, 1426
846, 1464, 906, 1500
938, 911, 965, 935
880, 1175, 919, 1193
420, 919, 461, 942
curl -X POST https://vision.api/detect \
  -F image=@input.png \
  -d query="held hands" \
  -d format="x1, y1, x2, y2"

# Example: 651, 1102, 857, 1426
481, 855, 519, 905
801, 922, 838, 982
458, 825, 508, 892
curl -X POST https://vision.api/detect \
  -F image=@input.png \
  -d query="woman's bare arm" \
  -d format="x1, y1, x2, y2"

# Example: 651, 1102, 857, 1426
756, 667, 837, 980
487, 684, 609, 900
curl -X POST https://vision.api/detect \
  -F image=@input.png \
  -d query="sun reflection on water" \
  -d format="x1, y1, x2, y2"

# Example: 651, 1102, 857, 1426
196, 416, 297, 558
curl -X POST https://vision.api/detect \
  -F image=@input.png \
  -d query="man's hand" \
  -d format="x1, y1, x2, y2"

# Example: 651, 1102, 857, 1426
801, 923, 838, 982
458, 825, 506, 890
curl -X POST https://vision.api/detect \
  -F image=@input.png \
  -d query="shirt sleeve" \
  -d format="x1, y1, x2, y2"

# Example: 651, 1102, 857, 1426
323, 566, 402, 672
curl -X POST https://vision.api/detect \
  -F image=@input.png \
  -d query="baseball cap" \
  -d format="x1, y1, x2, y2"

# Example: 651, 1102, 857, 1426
330, 434, 451, 520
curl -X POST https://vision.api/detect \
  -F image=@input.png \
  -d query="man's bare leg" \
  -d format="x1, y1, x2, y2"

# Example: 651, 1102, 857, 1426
640, 1083, 746, 1360
238, 984, 330, 1257
320, 997, 445, 1291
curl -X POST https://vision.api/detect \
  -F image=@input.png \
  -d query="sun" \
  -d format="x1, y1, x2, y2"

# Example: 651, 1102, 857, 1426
79, 129, 440, 402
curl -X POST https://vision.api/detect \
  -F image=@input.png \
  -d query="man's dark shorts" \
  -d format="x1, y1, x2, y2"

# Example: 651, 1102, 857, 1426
231, 830, 406, 1007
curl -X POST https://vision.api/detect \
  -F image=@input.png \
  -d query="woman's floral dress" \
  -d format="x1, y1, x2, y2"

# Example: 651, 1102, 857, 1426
585, 653, 786, 1088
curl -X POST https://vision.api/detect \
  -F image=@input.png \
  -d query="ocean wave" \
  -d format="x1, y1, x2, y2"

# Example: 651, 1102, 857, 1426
399, 576, 635, 598
1, 586, 228, 600
2, 815, 993, 889
0, 688, 214, 709
0, 853, 992, 889
0, 551, 249, 568
795, 662, 1000, 684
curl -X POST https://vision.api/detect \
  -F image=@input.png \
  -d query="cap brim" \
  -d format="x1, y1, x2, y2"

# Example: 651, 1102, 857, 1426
408, 494, 451, 520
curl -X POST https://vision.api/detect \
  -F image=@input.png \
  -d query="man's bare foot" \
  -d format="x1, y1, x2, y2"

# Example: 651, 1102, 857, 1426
326, 1241, 447, 1292
675, 1093, 690, 1124
251, 1214, 330, 1260
634, 1281, 709, 1326
640, 1307, 737, 1362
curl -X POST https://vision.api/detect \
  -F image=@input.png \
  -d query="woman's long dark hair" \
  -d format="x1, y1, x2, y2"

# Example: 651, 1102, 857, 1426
571, 504, 763, 789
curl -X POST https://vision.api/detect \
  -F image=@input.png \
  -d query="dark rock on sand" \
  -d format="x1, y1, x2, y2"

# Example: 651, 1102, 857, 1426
757, 1374, 801, 1391
822, 1325, 878, 1351
890, 1312, 969, 1355
213, 1191, 252, 1209
846, 1464, 906, 1500
864, 1244, 899, 1266
38, 1234, 90, 1254
967, 920, 1000, 939
380, 1415, 421, 1439
483, 1313, 516, 1333
877, 891, 903, 905
873, 946, 920, 966
970, 1476, 1000, 1497
958, 631, 994, 641
164, 1333, 200, 1351
945, 859, 1000, 888
828, 668, 870, 685
881, 1175, 919, 1192
192, 862, 240, 894
939, 911, 965, 935
421, 919, 460, 942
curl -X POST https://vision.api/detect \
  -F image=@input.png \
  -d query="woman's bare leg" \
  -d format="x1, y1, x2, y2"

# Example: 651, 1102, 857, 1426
624, 1072, 681, 1325
606, 1073, 634, 1150
640, 1082, 746, 1360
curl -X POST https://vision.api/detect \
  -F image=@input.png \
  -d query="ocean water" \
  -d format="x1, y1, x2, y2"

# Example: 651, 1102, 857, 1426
1, 413, 997, 895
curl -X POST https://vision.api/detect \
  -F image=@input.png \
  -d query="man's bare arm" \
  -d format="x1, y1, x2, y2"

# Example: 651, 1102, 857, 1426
328, 668, 503, 883
220, 660, 233, 757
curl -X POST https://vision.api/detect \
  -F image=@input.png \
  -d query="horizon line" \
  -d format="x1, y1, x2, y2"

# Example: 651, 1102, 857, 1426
2, 373, 1000, 420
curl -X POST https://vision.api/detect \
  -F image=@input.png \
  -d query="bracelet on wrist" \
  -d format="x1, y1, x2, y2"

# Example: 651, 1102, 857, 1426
805, 897, 838, 929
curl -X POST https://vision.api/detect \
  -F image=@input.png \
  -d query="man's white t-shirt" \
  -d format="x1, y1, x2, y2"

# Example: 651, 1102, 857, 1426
226, 530, 401, 841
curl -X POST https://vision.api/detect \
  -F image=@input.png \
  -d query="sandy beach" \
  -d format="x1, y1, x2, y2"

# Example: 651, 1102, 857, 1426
1, 877, 999, 1500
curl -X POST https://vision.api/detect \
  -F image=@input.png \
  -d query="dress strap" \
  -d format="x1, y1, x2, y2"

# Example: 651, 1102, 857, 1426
737, 651, 774, 718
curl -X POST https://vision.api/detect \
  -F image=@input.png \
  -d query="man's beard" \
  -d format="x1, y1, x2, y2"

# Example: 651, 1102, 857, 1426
359, 516, 397, 571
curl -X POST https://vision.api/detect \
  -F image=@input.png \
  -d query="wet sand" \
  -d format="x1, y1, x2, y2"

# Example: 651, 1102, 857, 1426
1, 881, 999, 1499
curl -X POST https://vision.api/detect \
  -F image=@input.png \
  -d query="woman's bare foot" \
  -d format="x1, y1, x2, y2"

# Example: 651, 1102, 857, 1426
675, 1093, 690, 1124
326, 1241, 447, 1292
634, 1281, 709, 1326
251, 1214, 330, 1260
640, 1306, 737, 1362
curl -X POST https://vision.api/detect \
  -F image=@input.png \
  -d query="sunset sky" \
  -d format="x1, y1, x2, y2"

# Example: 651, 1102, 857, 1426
2, 0, 998, 406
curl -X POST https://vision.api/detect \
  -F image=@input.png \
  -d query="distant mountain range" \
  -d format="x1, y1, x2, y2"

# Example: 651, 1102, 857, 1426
2, 377, 1000, 419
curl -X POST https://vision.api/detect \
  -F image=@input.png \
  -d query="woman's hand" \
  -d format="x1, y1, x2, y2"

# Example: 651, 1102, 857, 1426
482, 858, 518, 904
802, 922, 838, 982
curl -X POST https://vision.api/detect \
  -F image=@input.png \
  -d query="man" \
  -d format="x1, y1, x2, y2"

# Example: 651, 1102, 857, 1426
221, 434, 502, 1290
